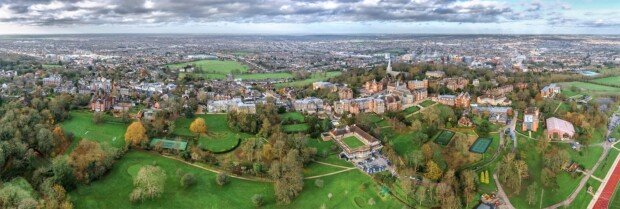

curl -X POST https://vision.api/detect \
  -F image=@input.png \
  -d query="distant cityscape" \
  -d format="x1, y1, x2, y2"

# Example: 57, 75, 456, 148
0, 34, 619, 209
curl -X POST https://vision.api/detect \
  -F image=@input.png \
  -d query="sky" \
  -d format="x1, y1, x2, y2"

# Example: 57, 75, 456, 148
0, 0, 618, 34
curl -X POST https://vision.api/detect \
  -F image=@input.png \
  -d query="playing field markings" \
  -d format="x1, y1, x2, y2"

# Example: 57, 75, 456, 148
469, 137, 493, 154
434, 130, 455, 146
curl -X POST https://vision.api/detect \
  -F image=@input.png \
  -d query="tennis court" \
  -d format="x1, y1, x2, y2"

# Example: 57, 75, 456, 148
469, 137, 492, 154
434, 130, 455, 146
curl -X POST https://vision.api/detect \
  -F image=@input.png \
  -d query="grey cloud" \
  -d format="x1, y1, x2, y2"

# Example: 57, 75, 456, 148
0, 0, 590, 27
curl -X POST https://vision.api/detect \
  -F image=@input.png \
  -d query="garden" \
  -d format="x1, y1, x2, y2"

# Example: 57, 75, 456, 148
342, 136, 365, 149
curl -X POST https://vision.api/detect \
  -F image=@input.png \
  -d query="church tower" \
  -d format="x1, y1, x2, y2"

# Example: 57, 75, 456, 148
386, 57, 400, 77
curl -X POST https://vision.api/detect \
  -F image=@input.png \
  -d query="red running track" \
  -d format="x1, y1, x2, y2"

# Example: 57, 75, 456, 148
593, 159, 620, 209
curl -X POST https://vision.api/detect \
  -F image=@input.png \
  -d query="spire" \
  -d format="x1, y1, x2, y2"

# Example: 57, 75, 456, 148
387, 58, 392, 73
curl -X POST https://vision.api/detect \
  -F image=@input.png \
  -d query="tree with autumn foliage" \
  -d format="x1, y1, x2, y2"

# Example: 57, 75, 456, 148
424, 160, 443, 181
68, 140, 119, 183
189, 118, 207, 135
52, 126, 71, 156
125, 121, 149, 147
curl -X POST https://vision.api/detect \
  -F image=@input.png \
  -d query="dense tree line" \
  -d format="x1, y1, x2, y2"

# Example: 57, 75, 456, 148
227, 98, 280, 135
0, 94, 125, 208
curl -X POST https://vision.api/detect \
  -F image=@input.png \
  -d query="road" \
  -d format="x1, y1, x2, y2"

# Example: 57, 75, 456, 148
508, 111, 518, 152
492, 111, 519, 209
494, 173, 516, 209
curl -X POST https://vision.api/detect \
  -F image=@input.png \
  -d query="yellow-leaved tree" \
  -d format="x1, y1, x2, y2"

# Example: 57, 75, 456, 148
189, 118, 207, 135
125, 121, 148, 147
424, 160, 443, 181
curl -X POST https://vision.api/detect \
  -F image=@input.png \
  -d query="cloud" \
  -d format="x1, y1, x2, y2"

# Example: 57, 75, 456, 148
0, 0, 524, 26
0, 0, 616, 30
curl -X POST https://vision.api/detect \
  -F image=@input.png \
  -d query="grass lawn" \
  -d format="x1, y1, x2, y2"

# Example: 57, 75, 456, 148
342, 136, 365, 149
198, 133, 241, 153
283, 124, 310, 133
419, 100, 435, 108
316, 154, 354, 168
61, 111, 127, 149
174, 114, 251, 152
390, 132, 421, 157
561, 89, 581, 98
307, 138, 336, 156
302, 161, 349, 177
291, 170, 402, 209
179, 72, 227, 80
591, 76, 620, 86
567, 178, 600, 209
402, 106, 420, 115
167, 60, 248, 74
558, 143, 604, 170
281, 112, 305, 123
69, 151, 275, 209
237, 72, 293, 80
593, 148, 619, 179
70, 151, 401, 209
42, 64, 62, 69
174, 114, 234, 135
507, 134, 607, 208
557, 82, 620, 98
275, 72, 342, 88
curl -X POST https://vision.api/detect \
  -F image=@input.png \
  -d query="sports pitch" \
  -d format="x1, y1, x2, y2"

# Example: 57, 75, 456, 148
434, 130, 455, 146
469, 137, 493, 154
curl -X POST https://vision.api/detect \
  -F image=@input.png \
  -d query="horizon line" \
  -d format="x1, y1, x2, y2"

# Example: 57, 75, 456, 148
1, 32, 619, 36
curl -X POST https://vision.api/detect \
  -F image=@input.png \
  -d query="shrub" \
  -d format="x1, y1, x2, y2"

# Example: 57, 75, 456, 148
368, 197, 376, 206
251, 194, 264, 207
216, 172, 229, 186
314, 179, 324, 188
180, 173, 196, 189
253, 163, 262, 174
92, 112, 104, 124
